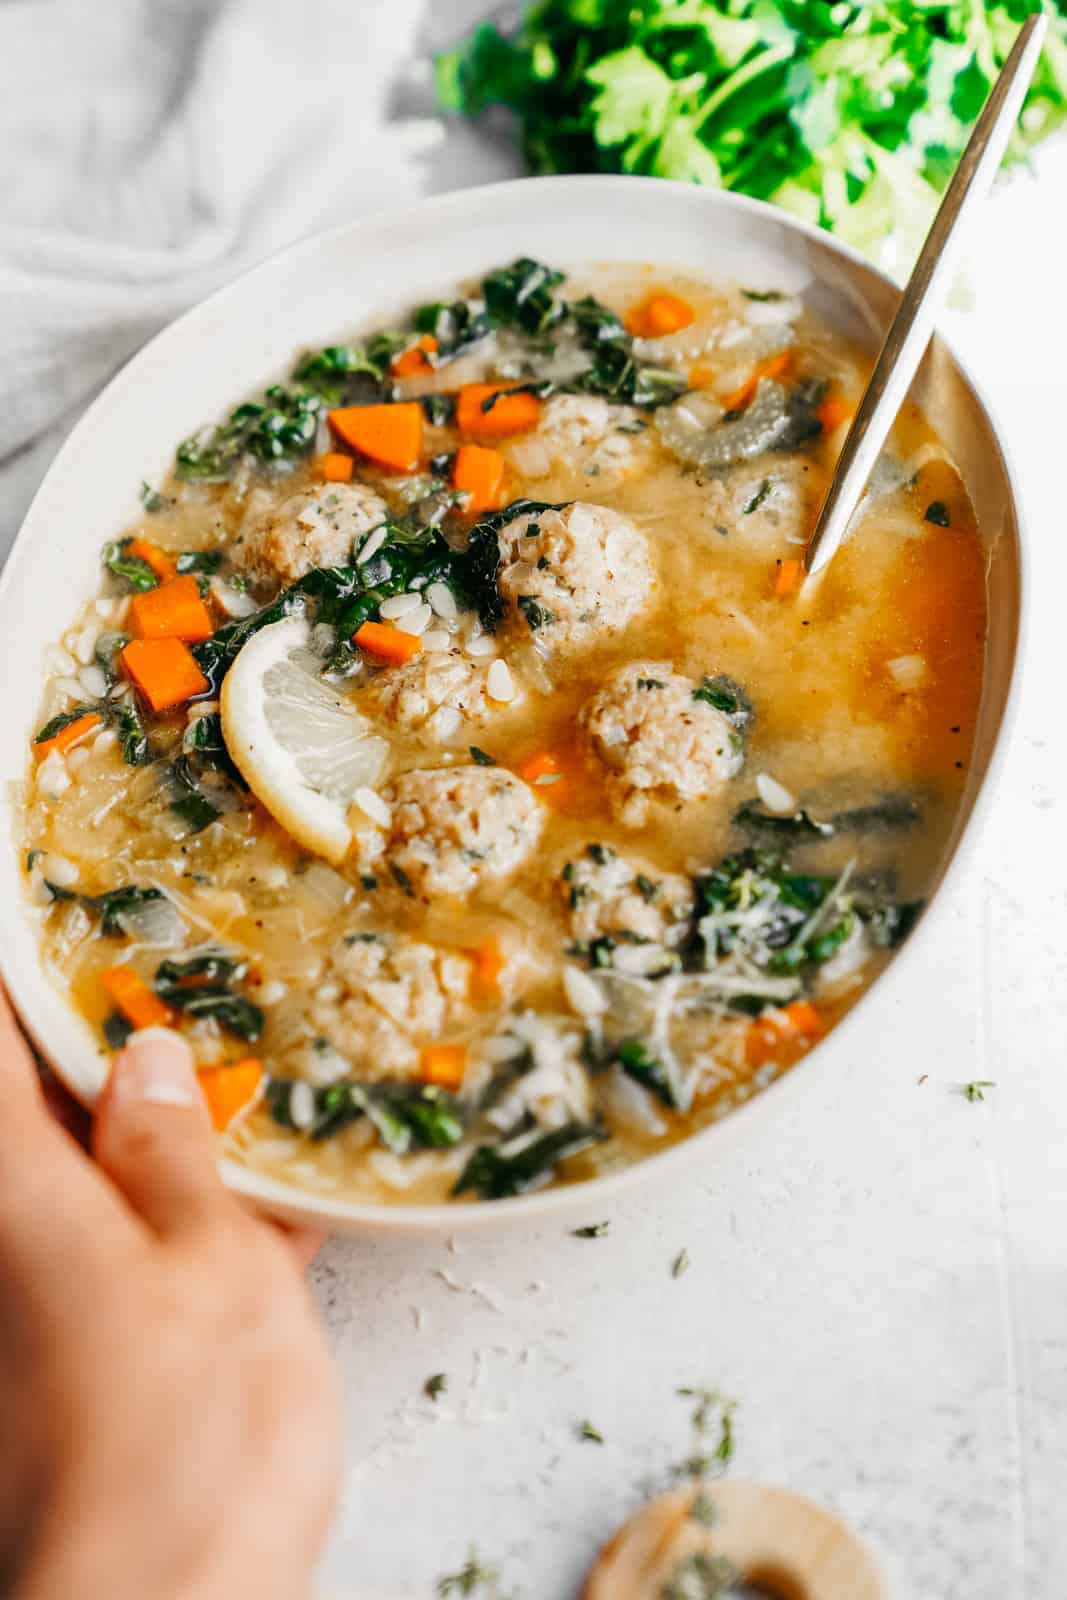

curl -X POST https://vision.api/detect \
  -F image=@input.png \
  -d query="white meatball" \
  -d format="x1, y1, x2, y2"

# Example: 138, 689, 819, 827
580, 661, 744, 825
498, 501, 653, 651
307, 932, 473, 1080
561, 843, 695, 949
362, 765, 543, 901
361, 650, 498, 741
515, 394, 650, 485
233, 482, 388, 584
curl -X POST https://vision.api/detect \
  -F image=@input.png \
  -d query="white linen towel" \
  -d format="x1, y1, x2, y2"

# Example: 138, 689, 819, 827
0, 0, 516, 559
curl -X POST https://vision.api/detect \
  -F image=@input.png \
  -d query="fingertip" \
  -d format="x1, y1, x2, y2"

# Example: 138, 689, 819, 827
107, 1028, 202, 1114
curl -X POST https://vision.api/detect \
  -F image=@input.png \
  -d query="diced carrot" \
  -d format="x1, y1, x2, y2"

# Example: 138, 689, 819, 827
722, 350, 793, 413
126, 537, 177, 583
782, 1000, 824, 1038
774, 558, 803, 598
452, 444, 507, 515
122, 637, 210, 712
689, 363, 715, 390
419, 1043, 467, 1091
817, 396, 853, 434
101, 966, 176, 1032
746, 1000, 823, 1066
128, 575, 214, 644
34, 712, 102, 763
469, 935, 506, 1002
456, 384, 541, 439
391, 335, 439, 377
626, 292, 696, 338
318, 452, 354, 483
352, 620, 422, 665
198, 1058, 264, 1131
519, 751, 562, 787
327, 402, 423, 472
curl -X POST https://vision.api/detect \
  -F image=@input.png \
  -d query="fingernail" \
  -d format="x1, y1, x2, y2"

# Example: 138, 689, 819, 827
113, 1028, 197, 1108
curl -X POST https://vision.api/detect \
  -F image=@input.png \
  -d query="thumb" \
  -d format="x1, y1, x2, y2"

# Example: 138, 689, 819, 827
93, 1028, 229, 1236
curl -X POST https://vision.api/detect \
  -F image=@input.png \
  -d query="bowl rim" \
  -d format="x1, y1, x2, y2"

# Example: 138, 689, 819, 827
0, 173, 1027, 1233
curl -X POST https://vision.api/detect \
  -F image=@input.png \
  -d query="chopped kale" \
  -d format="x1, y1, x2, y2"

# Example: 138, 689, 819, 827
267, 1077, 465, 1152
115, 704, 151, 767
168, 756, 222, 834
88, 885, 167, 937
454, 1120, 606, 1199
483, 257, 566, 336
102, 1012, 134, 1050
452, 499, 568, 632
139, 481, 170, 513
155, 951, 248, 987
616, 1038, 681, 1110
176, 548, 224, 577
102, 538, 157, 591
175, 385, 322, 482
421, 393, 457, 427
692, 675, 752, 728
469, 746, 497, 767
415, 298, 494, 360
154, 956, 264, 1042
925, 500, 951, 527
742, 477, 773, 514
734, 802, 835, 841
517, 594, 554, 631
33, 706, 97, 745
292, 343, 388, 406
182, 712, 246, 788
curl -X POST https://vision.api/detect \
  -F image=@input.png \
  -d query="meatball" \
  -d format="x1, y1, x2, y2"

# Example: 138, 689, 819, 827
561, 844, 695, 971
360, 649, 498, 741
517, 395, 650, 486
307, 932, 472, 1080
233, 482, 388, 584
498, 501, 653, 651
359, 765, 543, 901
579, 661, 744, 825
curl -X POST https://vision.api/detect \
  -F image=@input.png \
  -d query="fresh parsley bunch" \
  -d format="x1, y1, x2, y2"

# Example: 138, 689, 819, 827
437, 0, 1067, 277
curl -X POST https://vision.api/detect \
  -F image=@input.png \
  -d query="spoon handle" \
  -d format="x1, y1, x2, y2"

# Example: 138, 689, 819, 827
804, 12, 1048, 577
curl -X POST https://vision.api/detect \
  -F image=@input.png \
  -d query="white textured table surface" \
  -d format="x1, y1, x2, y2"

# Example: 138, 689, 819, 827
8, 5, 1067, 1595
308, 28, 1067, 1600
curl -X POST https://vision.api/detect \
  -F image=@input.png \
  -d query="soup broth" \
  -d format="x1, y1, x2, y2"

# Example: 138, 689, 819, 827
21, 260, 986, 1205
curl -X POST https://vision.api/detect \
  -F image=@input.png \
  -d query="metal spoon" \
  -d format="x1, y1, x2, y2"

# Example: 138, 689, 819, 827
804, 12, 1048, 578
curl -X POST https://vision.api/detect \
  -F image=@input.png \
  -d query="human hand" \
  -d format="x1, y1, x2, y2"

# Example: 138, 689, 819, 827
0, 992, 343, 1600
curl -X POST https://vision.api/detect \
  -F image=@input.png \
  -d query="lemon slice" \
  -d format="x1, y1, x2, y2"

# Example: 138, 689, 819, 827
220, 614, 389, 863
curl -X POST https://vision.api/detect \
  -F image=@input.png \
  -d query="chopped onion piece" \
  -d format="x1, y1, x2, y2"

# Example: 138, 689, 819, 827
562, 965, 607, 1017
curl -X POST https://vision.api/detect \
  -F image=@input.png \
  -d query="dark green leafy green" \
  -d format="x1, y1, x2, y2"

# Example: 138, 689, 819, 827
454, 1120, 606, 1199
176, 386, 322, 482
102, 538, 157, 592
293, 343, 390, 406
176, 548, 224, 577
115, 704, 151, 767
154, 955, 263, 1042
267, 1077, 465, 1152
88, 886, 167, 938
925, 499, 951, 526
692, 675, 752, 729
616, 1038, 681, 1109
103, 1012, 134, 1050
453, 499, 570, 631
33, 706, 97, 745
168, 756, 222, 834
483, 257, 566, 335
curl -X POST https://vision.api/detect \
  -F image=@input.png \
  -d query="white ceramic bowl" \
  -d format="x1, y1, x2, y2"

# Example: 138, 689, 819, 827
0, 176, 1023, 1234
